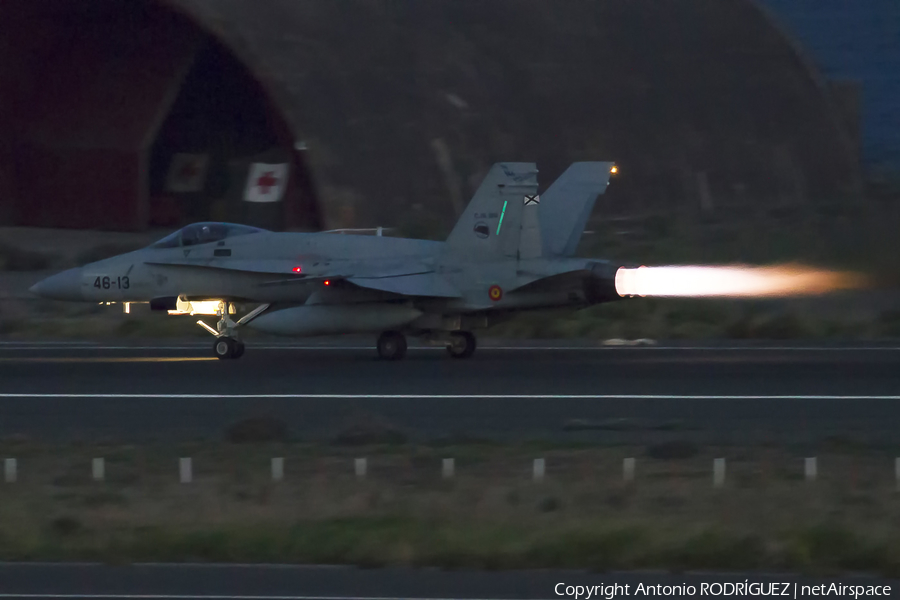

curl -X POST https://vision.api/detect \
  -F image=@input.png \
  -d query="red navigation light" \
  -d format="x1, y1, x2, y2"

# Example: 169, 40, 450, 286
292, 266, 303, 273
323, 280, 331, 286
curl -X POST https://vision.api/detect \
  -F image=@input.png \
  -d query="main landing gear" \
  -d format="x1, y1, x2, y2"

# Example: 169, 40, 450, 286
377, 331, 407, 360
374, 330, 477, 360
446, 331, 476, 359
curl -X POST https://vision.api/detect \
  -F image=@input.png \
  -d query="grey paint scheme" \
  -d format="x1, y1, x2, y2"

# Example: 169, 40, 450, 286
30, 162, 620, 337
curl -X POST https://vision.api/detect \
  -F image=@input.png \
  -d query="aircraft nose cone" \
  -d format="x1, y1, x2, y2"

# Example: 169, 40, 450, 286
29, 268, 84, 301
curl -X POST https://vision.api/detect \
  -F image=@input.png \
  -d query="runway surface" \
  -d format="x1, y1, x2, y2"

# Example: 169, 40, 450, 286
1, 341, 899, 443
0, 563, 893, 599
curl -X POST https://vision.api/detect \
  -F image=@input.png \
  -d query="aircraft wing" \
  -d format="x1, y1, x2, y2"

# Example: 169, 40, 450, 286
146, 258, 434, 280
261, 271, 461, 298
146, 257, 461, 298
347, 273, 461, 298
145, 259, 305, 276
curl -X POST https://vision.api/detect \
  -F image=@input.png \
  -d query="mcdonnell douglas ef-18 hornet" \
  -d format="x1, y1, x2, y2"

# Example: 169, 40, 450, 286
30, 162, 622, 360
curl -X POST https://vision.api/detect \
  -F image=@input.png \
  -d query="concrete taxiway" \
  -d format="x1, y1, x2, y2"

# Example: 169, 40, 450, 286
0, 341, 898, 443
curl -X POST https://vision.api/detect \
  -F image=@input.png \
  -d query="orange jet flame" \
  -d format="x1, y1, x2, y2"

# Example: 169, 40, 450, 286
615, 265, 868, 298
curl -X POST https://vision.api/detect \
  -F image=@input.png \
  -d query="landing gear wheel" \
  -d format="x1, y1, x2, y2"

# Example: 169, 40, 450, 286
233, 341, 245, 359
377, 331, 407, 361
447, 331, 476, 359
214, 337, 237, 360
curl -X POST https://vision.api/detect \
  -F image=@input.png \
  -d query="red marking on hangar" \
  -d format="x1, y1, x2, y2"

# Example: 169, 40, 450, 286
256, 171, 279, 194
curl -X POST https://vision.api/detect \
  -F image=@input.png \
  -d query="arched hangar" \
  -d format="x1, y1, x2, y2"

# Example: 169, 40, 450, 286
0, 0, 862, 233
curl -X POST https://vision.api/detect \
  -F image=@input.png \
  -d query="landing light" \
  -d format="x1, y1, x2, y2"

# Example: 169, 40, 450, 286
324, 280, 331, 286
610, 165, 618, 175
178, 300, 225, 316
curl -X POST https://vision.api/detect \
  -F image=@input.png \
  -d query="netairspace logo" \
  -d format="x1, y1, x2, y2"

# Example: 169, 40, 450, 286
554, 581, 892, 598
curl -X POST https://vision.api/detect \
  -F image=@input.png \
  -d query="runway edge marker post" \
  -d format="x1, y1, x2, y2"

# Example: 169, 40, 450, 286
805, 457, 817, 482
623, 457, 635, 483
180, 457, 192, 484
92, 458, 104, 482
713, 458, 726, 489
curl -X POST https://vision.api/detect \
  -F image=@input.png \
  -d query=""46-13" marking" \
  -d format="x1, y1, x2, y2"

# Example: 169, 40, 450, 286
93, 276, 130, 290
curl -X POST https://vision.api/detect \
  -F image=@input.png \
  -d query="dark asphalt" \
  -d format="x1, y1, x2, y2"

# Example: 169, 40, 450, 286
0, 343, 899, 443
0, 563, 894, 599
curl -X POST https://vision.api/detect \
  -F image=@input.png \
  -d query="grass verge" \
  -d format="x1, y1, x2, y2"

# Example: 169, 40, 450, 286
0, 440, 898, 573
7, 520, 897, 575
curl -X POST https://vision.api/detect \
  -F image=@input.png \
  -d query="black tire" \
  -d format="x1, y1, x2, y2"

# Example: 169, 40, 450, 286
377, 331, 407, 360
214, 337, 236, 360
446, 331, 476, 359
233, 341, 245, 359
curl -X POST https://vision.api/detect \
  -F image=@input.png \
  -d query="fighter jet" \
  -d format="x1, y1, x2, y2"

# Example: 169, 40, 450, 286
30, 162, 621, 360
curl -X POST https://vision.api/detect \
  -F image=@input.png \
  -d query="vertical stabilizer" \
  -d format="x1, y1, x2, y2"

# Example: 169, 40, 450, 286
445, 163, 538, 260
539, 162, 615, 257
518, 191, 543, 260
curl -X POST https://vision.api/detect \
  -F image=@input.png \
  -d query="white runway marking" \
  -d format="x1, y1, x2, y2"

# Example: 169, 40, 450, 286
0, 393, 897, 400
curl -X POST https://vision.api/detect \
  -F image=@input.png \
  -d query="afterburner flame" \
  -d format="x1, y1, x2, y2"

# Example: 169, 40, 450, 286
615, 265, 868, 298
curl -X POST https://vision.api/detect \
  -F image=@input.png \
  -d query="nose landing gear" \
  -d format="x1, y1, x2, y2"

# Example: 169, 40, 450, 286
213, 336, 245, 360
197, 302, 269, 360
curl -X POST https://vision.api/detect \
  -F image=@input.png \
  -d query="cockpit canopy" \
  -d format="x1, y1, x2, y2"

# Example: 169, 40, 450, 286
149, 223, 268, 249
